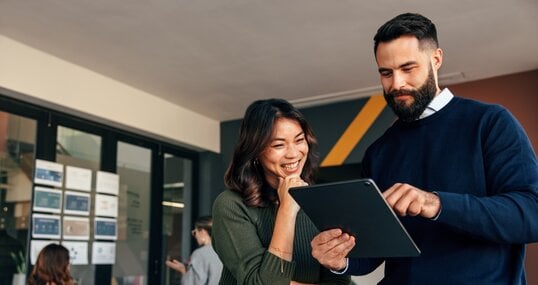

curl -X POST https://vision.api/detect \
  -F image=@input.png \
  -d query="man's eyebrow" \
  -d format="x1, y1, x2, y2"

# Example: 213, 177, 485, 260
399, 61, 418, 68
378, 61, 418, 73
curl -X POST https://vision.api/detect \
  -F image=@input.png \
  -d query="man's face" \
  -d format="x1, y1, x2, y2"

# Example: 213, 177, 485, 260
375, 35, 442, 122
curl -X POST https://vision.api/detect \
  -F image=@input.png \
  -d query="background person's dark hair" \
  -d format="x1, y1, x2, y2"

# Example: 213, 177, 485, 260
195, 215, 213, 236
224, 98, 319, 208
28, 243, 72, 285
374, 12, 439, 55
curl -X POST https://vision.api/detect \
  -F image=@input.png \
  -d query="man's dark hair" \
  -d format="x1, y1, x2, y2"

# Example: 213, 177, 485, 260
374, 13, 439, 55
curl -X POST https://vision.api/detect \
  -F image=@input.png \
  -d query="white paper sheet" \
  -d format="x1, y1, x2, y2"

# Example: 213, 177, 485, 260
95, 194, 118, 218
62, 241, 89, 265
96, 171, 119, 195
65, 166, 92, 192
92, 242, 116, 264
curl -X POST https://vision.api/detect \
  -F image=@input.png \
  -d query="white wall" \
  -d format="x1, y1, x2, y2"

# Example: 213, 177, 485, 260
0, 35, 220, 153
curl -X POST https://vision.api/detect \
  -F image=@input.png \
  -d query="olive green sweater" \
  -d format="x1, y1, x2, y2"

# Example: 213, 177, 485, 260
212, 189, 350, 285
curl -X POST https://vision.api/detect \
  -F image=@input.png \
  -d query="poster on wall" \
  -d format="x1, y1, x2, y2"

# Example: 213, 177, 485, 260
95, 217, 117, 240
62, 241, 89, 265
33, 187, 62, 214
63, 216, 90, 240
65, 166, 92, 192
95, 194, 118, 218
96, 171, 119, 195
91, 242, 116, 264
64, 191, 91, 216
30, 240, 59, 265
32, 214, 61, 239
34, 159, 63, 187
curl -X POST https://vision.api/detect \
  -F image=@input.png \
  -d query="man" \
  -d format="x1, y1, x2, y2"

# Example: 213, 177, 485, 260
311, 13, 538, 284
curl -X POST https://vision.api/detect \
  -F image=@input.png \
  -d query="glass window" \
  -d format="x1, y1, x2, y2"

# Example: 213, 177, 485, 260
0, 111, 36, 285
113, 142, 151, 285
161, 154, 192, 285
56, 126, 102, 285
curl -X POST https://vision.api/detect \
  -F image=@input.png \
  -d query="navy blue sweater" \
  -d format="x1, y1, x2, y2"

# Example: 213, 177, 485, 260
349, 96, 538, 284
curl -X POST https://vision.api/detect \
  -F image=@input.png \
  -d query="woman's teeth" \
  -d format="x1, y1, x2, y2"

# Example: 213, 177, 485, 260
283, 161, 299, 170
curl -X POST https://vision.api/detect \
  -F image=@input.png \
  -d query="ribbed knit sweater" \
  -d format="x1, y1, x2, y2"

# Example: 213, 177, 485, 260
350, 96, 538, 284
212, 188, 351, 285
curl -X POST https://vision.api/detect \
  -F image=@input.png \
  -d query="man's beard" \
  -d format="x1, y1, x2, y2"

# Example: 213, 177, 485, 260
384, 68, 437, 122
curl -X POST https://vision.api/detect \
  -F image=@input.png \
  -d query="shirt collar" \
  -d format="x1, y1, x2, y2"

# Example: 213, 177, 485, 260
419, 88, 454, 119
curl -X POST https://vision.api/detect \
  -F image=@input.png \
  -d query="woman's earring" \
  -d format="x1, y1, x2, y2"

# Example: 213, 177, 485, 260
253, 159, 259, 166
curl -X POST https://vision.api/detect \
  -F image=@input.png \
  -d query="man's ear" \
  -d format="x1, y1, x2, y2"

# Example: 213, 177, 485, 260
431, 48, 443, 71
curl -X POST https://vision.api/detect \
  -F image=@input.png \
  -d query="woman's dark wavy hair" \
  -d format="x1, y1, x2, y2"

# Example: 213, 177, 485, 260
28, 243, 73, 285
374, 12, 439, 55
224, 98, 319, 207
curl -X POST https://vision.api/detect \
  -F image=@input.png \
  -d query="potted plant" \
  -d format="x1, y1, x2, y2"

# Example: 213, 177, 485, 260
10, 250, 27, 285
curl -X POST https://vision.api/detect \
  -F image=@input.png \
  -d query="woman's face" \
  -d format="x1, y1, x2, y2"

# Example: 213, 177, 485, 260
259, 118, 309, 189
192, 228, 207, 246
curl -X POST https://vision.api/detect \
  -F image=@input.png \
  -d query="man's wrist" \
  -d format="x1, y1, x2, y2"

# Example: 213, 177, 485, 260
329, 258, 349, 274
430, 191, 442, 220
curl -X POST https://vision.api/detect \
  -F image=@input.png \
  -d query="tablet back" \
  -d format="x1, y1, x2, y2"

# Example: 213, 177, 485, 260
289, 178, 420, 258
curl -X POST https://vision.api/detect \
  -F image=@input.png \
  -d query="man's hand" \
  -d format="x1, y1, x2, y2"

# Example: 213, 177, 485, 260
383, 183, 441, 219
311, 228, 355, 271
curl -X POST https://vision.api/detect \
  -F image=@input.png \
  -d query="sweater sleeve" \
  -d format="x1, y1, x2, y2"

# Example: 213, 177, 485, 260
318, 265, 353, 284
181, 248, 207, 285
212, 191, 295, 285
437, 108, 538, 244
346, 258, 384, 276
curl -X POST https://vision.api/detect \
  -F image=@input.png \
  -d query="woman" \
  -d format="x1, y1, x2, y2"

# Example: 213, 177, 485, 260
212, 99, 350, 284
166, 216, 223, 285
28, 243, 73, 285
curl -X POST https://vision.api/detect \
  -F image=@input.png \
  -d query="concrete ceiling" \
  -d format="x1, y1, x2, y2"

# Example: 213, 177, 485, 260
1, 0, 537, 121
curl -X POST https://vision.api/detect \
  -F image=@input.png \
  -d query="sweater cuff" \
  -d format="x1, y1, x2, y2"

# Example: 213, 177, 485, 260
261, 251, 296, 279
433, 191, 461, 223
329, 258, 349, 274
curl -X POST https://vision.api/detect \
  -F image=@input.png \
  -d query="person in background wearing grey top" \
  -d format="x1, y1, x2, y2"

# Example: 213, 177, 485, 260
166, 216, 223, 285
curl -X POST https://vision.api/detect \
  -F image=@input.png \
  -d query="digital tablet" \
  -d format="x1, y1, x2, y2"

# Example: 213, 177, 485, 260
289, 178, 420, 258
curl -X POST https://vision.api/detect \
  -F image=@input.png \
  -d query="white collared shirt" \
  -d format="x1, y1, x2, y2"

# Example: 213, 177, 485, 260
418, 88, 454, 119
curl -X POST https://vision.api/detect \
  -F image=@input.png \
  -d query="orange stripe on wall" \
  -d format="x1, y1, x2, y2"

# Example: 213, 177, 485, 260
320, 94, 386, 167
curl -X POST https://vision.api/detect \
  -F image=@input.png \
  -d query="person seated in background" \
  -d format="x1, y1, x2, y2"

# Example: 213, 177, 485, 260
28, 243, 73, 285
166, 215, 223, 285
212, 98, 351, 284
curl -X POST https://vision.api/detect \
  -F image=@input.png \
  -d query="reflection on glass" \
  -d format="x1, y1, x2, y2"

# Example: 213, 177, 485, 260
162, 154, 192, 285
113, 142, 151, 285
56, 126, 102, 285
0, 111, 36, 284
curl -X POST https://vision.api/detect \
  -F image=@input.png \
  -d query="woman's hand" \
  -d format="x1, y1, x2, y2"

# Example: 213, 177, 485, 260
165, 259, 187, 274
277, 175, 308, 213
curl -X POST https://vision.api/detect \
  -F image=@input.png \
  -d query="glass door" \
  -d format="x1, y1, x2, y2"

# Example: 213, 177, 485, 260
56, 126, 102, 285
0, 111, 37, 285
161, 154, 193, 285
112, 141, 152, 285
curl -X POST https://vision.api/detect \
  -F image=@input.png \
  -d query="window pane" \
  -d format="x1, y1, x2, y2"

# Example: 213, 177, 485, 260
0, 111, 36, 284
56, 126, 102, 285
162, 154, 192, 285
113, 142, 151, 285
